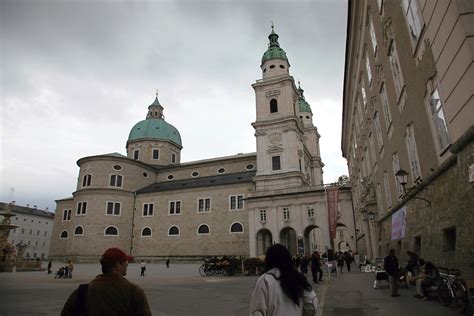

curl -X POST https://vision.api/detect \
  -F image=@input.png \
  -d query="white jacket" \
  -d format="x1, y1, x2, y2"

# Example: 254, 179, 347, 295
250, 268, 319, 316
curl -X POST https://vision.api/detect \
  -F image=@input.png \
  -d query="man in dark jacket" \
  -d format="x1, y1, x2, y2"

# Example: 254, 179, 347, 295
61, 247, 151, 316
310, 251, 323, 283
384, 249, 400, 297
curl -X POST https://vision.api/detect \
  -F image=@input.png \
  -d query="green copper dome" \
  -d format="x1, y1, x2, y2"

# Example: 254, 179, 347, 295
298, 83, 312, 114
261, 26, 289, 65
128, 95, 182, 147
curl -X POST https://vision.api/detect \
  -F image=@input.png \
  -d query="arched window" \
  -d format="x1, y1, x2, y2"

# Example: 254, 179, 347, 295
109, 174, 123, 187
60, 231, 68, 239
168, 226, 180, 236
197, 224, 210, 235
141, 227, 152, 237
82, 174, 92, 187
104, 226, 118, 236
270, 99, 278, 113
230, 222, 244, 234
74, 226, 84, 236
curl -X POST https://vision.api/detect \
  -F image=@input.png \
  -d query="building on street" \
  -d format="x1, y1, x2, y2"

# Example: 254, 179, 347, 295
49, 27, 356, 262
342, 0, 473, 276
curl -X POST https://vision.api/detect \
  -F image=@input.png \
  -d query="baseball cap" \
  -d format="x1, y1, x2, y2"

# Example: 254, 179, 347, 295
101, 247, 134, 263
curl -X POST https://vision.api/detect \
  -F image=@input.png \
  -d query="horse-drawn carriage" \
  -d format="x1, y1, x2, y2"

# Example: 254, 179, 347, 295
199, 256, 240, 276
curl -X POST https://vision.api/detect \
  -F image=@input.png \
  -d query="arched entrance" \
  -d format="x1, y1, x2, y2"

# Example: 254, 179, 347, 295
256, 228, 273, 257
304, 225, 323, 255
280, 227, 297, 256
336, 223, 350, 251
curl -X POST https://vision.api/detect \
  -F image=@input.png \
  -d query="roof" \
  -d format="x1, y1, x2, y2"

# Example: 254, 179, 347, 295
148, 96, 163, 108
137, 171, 256, 194
261, 27, 289, 65
298, 84, 312, 114
0, 202, 55, 218
128, 118, 182, 147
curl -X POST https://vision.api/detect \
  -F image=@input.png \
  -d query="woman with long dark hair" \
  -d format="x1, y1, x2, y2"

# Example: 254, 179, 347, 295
250, 244, 318, 316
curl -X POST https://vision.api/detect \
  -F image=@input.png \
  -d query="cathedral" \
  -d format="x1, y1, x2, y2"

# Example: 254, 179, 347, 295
50, 27, 355, 261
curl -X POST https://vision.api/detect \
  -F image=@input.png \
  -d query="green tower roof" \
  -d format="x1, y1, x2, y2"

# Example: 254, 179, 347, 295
261, 25, 289, 65
298, 83, 312, 114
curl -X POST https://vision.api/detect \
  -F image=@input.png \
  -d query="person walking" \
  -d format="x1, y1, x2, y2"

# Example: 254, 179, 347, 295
47, 260, 52, 275
300, 254, 309, 275
384, 249, 401, 297
67, 260, 74, 278
336, 253, 345, 274
140, 260, 146, 276
250, 244, 318, 316
310, 251, 323, 283
61, 247, 151, 316
343, 251, 352, 272
166, 258, 170, 268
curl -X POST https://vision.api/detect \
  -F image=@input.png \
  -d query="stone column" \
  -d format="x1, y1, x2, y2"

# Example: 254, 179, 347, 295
362, 217, 373, 259
367, 218, 378, 260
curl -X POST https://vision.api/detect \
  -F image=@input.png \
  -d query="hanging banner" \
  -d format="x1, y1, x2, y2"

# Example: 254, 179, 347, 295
391, 206, 407, 240
326, 186, 339, 239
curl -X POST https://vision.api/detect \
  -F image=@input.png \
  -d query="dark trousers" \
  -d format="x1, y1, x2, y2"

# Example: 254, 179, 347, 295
346, 261, 351, 272
141, 267, 145, 276
311, 266, 323, 282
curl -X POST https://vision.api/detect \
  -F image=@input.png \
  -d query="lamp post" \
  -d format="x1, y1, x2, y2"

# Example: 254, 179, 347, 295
395, 169, 431, 207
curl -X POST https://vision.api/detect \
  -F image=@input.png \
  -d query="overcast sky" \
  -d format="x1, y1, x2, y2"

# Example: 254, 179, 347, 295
1, 0, 348, 212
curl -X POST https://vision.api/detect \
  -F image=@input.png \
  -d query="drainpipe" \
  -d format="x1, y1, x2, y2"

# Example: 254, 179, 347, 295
130, 191, 137, 257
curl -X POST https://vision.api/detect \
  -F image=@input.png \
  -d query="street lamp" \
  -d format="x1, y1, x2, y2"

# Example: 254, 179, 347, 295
395, 169, 431, 207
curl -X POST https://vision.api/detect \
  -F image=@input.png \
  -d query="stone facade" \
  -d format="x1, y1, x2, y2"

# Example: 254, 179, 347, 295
50, 27, 356, 262
342, 0, 474, 276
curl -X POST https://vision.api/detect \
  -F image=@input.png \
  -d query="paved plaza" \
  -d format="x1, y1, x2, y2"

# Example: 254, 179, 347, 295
0, 262, 466, 316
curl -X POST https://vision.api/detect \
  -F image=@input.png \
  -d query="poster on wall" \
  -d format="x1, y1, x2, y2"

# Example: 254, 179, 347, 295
326, 186, 339, 239
391, 206, 407, 240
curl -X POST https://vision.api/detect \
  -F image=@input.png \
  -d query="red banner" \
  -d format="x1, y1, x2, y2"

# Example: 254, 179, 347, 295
326, 186, 339, 239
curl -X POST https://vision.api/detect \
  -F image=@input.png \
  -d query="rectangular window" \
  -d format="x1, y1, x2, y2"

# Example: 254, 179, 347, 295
143, 203, 154, 217
198, 198, 211, 213
283, 207, 290, 220
369, 18, 378, 55
374, 112, 384, 152
443, 227, 456, 251
361, 84, 368, 109
383, 171, 392, 207
405, 124, 422, 181
376, 183, 384, 214
380, 83, 392, 131
169, 200, 181, 215
133, 149, 139, 160
368, 133, 376, 166
109, 174, 123, 187
402, 0, 423, 46
366, 57, 372, 86
389, 42, 405, 100
152, 149, 159, 160
62, 209, 72, 221
171, 153, 176, 164
429, 89, 450, 151
307, 208, 315, 218
106, 202, 121, 216
76, 202, 87, 215
229, 195, 244, 211
392, 153, 404, 199
272, 156, 281, 171
259, 209, 267, 222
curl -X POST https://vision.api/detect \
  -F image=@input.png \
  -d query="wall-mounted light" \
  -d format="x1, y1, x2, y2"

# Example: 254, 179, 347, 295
395, 169, 431, 208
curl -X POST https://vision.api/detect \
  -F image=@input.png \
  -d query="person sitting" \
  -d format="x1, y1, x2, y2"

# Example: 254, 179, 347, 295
419, 261, 440, 300
405, 251, 420, 275
413, 258, 426, 298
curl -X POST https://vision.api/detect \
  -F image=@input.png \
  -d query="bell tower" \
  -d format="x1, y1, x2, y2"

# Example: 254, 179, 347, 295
251, 26, 308, 191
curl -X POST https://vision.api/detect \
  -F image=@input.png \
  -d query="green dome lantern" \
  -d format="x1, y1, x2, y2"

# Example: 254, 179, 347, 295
261, 24, 289, 65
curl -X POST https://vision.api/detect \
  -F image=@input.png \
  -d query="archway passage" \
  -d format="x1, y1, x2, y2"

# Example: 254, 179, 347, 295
280, 227, 297, 256
304, 225, 322, 255
256, 228, 273, 257
335, 223, 349, 252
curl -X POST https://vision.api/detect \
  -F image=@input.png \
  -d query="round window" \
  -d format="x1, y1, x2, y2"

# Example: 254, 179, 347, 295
113, 165, 122, 170
167, 175, 174, 180
269, 65, 275, 69
192, 171, 199, 177
143, 172, 148, 178
218, 168, 226, 174
246, 164, 255, 170
280, 65, 285, 69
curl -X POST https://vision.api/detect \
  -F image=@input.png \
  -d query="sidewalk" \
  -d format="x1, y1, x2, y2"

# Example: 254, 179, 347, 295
316, 268, 461, 316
